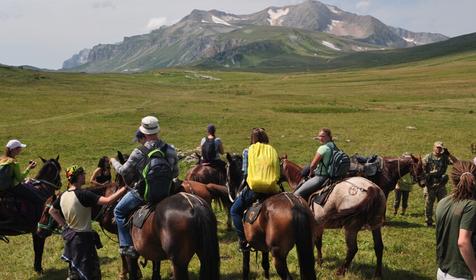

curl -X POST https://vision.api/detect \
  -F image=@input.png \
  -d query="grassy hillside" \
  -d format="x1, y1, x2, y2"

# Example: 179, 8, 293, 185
0, 51, 475, 279
199, 32, 476, 71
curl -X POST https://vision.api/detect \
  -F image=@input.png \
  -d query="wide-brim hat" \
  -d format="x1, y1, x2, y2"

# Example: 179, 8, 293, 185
139, 116, 160, 135
434, 141, 445, 148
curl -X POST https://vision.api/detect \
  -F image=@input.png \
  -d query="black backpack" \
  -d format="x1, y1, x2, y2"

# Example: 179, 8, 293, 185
201, 138, 216, 163
138, 144, 173, 204
325, 142, 350, 179
0, 163, 14, 191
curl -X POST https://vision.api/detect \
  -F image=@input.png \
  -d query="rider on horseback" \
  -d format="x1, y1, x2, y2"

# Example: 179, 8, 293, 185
200, 124, 226, 184
294, 128, 335, 199
230, 128, 280, 251
0, 139, 39, 202
110, 116, 179, 257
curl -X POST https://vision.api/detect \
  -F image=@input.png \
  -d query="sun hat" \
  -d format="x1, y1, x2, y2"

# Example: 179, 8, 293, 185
139, 116, 160, 135
434, 141, 445, 148
6, 139, 27, 149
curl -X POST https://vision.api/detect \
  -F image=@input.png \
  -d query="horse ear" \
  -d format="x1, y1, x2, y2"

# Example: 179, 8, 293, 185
56, 155, 60, 161
117, 151, 125, 163
226, 152, 232, 162
283, 153, 288, 159
40, 156, 46, 163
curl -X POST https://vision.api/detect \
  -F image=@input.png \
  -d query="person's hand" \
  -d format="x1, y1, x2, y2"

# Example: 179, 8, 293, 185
109, 157, 116, 164
395, 185, 400, 190
28, 160, 37, 170
443, 148, 450, 156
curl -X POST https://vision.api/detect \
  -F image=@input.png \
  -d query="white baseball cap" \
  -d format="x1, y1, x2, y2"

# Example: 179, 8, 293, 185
6, 139, 27, 149
139, 116, 160, 135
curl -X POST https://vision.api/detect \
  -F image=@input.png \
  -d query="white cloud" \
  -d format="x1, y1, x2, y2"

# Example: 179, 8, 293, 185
146, 17, 167, 31
92, 1, 116, 9
356, 0, 371, 11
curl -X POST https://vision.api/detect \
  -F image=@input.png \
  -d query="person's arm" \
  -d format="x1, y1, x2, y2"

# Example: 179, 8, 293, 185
89, 168, 103, 187
445, 149, 458, 164
309, 152, 323, 175
110, 148, 142, 176
458, 229, 476, 277
49, 207, 67, 228
97, 187, 127, 205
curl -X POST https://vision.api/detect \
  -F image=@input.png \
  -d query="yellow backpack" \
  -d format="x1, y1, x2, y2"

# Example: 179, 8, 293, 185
247, 143, 280, 193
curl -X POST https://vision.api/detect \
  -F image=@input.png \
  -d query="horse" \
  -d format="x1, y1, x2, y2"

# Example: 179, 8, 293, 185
111, 151, 220, 280
0, 156, 62, 273
283, 154, 423, 198
280, 157, 387, 277
184, 153, 237, 230
226, 153, 317, 280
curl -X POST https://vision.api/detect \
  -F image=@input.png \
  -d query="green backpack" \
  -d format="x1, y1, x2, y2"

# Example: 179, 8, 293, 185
0, 163, 14, 191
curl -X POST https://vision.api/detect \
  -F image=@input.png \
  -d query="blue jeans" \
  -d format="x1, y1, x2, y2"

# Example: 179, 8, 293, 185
230, 186, 256, 241
114, 190, 143, 247
294, 175, 328, 198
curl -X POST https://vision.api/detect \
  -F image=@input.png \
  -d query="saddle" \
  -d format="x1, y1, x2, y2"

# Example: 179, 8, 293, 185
243, 193, 274, 224
349, 154, 383, 177
131, 204, 154, 229
308, 180, 336, 208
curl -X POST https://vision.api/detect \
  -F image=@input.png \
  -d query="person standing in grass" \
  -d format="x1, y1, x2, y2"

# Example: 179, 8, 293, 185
89, 156, 112, 187
423, 141, 458, 227
394, 173, 414, 215
49, 165, 127, 280
435, 161, 476, 280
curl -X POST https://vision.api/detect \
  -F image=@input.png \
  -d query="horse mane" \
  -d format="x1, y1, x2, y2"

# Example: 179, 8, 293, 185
282, 159, 303, 187
451, 161, 476, 201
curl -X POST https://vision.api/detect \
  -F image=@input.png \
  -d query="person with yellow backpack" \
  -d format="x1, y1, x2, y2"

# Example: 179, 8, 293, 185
230, 128, 281, 251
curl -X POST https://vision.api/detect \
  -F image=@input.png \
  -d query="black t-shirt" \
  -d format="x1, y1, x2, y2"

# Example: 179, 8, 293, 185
53, 189, 100, 210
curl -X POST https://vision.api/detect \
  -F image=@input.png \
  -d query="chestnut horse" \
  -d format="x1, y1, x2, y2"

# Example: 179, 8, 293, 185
226, 153, 317, 280
0, 156, 62, 273
281, 157, 386, 277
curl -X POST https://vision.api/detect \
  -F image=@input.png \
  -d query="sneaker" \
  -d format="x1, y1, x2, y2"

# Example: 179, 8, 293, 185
119, 246, 138, 258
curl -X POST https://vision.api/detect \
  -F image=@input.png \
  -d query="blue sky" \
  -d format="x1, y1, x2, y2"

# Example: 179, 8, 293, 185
0, 0, 475, 69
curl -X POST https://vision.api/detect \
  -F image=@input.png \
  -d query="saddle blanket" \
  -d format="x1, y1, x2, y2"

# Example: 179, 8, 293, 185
132, 205, 154, 229
244, 202, 263, 224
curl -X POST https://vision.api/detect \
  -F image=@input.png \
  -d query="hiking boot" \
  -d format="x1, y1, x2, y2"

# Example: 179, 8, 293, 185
119, 246, 138, 258
239, 240, 251, 252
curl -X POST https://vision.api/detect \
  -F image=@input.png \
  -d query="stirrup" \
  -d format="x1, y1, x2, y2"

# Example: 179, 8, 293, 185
0, 235, 10, 243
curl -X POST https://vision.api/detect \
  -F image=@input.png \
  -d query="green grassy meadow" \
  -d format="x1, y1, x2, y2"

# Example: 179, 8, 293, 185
0, 50, 476, 279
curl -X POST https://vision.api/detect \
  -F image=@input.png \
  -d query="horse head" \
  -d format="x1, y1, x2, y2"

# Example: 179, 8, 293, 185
279, 156, 304, 191
409, 154, 426, 187
114, 151, 140, 187
225, 153, 243, 201
36, 155, 62, 189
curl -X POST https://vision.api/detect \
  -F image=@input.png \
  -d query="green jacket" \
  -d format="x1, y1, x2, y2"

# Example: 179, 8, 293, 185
0, 157, 30, 187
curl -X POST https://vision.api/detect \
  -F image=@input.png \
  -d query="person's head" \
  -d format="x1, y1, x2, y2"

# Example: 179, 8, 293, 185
207, 124, 216, 136
132, 129, 146, 145
65, 165, 86, 186
433, 141, 445, 156
139, 116, 160, 141
314, 128, 332, 144
97, 156, 110, 170
451, 161, 476, 201
3, 139, 27, 158
250, 128, 269, 144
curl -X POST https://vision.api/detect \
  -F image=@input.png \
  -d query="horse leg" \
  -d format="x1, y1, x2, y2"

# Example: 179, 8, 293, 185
261, 251, 270, 279
171, 261, 189, 280
119, 255, 127, 280
372, 227, 384, 278
32, 233, 45, 274
125, 256, 140, 280
337, 229, 358, 276
152, 261, 161, 280
271, 247, 292, 280
243, 250, 251, 280
315, 227, 324, 266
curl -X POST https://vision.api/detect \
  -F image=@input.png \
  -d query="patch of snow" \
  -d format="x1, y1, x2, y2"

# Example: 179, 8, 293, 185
327, 5, 341, 14
267, 8, 289, 26
403, 37, 415, 43
212, 16, 231, 26
201, 20, 209, 23
322, 41, 341, 51
327, 20, 342, 31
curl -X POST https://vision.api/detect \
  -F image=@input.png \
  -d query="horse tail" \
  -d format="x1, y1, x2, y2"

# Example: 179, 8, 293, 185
292, 204, 316, 280
194, 202, 220, 280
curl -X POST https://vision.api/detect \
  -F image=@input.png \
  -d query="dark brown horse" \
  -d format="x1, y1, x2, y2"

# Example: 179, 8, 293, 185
0, 156, 62, 273
281, 157, 386, 277
226, 154, 317, 280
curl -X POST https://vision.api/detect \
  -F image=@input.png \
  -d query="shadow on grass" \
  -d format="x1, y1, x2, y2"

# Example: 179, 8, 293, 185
34, 256, 116, 280
321, 256, 431, 279
384, 219, 425, 228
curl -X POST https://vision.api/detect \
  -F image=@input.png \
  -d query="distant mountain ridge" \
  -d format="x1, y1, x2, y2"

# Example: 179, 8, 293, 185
63, 0, 448, 72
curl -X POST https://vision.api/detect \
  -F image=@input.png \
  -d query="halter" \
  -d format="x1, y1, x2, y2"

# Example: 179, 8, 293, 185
37, 161, 62, 190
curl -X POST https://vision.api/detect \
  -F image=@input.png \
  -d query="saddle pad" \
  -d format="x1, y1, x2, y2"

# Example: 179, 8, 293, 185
244, 202, 263, 224
310, 184, 335, 207
132, 205, 153, 229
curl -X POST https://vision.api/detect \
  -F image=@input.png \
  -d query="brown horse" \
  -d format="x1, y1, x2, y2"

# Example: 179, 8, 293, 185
0, 156, 62, 273
226, 154, 317, 280
281, 157, 386, 277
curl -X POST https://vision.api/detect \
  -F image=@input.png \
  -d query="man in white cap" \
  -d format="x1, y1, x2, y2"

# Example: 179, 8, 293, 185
422, 141, 458, 227
110, 116, 179, 257
0, 139, 38, 200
